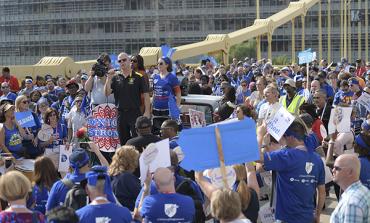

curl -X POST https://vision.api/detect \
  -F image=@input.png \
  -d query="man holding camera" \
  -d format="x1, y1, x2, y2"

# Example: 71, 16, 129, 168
85, 53, 115, 107
104, 52, 150, 145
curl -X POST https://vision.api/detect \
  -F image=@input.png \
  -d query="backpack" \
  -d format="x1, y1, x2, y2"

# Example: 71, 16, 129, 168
176, 178, 206, 223
62, 179, 88, 210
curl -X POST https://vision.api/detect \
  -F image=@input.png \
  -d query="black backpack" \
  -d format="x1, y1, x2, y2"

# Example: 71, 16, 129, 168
62, 179, 88, 211
176, 178, 206, 223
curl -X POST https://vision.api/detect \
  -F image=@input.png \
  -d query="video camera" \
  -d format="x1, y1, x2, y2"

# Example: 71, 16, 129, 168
91, 58, 108, 77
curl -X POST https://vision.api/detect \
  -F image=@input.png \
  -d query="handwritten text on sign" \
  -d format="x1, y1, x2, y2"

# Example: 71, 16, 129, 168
267, 107, 295, 141
87, 103, 120, 152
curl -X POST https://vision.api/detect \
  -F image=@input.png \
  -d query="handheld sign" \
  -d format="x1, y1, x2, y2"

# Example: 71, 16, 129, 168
266, 107, 295, 141
58, 145, 72, 173
356, 93, 370, 112
205, 166, 236, 189
15, 111, 36, 128
87, 103, 120, 152
139, 139, 171, 185
178, 118, 259, 172
189, 109, 206, 128
298, 49, 315, 64
328, 107, 352, 134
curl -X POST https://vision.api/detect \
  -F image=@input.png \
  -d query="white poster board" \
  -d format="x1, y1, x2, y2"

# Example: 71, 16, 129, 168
328, 107, 352, 134
58, 145, 72, 173
259, 203, 275, 223
139, 139, 171, 185
266, 107, 295, 141
189, 109, 206, 128
204, 166, 236, 189
356, 93, 370, 112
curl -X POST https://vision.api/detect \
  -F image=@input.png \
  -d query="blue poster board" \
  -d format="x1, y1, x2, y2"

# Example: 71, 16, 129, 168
15, 111, 36, 128
178, 118, 259, 171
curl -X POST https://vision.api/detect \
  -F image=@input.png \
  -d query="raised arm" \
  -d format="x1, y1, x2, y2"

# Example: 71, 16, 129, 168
104, 69, 115, 96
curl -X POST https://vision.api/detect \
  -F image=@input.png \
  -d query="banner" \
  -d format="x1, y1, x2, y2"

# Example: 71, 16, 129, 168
178, 118, 259, 171
87, 103, 120, 152
357, 93, 370, 112
15, 111, 36, 128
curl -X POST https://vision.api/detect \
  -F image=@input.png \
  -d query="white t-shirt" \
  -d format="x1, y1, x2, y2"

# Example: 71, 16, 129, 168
90, 76, 115, 105
66, 107, 87, 137
258, 102, 281, 122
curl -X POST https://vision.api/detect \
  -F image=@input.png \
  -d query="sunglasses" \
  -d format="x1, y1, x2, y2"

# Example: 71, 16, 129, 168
1, 86, 9, 88
313, 97, 320, 99
158, 62, 164, 66
118, 58, 128, 63
22, 100, 29, 104
241, 84, 247, 87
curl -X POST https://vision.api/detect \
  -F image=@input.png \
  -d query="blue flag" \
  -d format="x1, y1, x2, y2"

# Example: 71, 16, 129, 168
168, 94, 180, 121
178, 118, 259, 171
15, 111, 36, 128
160, 44, 176, 58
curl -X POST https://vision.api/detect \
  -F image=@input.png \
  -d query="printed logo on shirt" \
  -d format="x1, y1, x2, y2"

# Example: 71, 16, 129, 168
128, 78, 135, 84
305, 162, 314, 174
164, 204, 178, 218
9, 133, 22, 146
95, 217, 111, 223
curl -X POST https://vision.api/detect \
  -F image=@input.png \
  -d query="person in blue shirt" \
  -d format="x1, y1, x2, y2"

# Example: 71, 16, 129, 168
76, 166, 132, 223
236, 80, 251, 105
28, 156, 59, 214
354, 133, 370, 189
261, 119, 326, 223
315, 72, 335, 99
333, 80, 353, 106
0, 82, 17, 102
46, 146, 114, 211
294, 74, 305, 95
134, 167, 195, 222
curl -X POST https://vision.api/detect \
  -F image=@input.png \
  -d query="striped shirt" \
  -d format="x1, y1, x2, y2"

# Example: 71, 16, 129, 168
330, 181, 370, 223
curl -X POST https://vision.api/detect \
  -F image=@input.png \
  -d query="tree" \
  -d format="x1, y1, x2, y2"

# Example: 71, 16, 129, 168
228, 40, 257, 62
272, 55, 290, 65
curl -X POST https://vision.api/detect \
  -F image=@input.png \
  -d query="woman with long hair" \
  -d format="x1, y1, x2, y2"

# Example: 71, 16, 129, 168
151, 57, 181, 133
28, 156, 59, 214
109, 146, 141, 211
0, 171, 45, 222
15, 95, 42, 158
0, 103, 32, 159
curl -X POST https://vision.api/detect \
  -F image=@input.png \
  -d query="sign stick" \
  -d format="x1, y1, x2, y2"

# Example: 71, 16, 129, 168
306, 63, 309, 89
215, 126, 229, 189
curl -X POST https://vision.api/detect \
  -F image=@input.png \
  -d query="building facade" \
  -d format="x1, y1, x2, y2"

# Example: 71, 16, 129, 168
0, 0, 368, 65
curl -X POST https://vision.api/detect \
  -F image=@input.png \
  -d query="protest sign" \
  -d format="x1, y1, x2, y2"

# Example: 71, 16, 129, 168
178, 118, 259, 172
298, 48, 315, 64
15, 111, 36, 128
259, 203, 275, 223
189, 109, 206, 128
87, 103, 120, 152
139, 139, 171, 185
357, 93, 370, 112
58, 145, 72, 173
328, 107, 352, 134
266, 107, 295, 141
205, 166, 236, 189
109, 54, 120, 70
37, 124, 53, 141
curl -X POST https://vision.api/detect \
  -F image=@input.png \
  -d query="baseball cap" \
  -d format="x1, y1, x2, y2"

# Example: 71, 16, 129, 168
2, 103, 14, 112
280, 67, 289, 72
69, 148, 89, 170
135, 116, 152, 129
85, 166, 112, 194
349, 78, 359, 85
66, 79, 79, 88
283, 79, 296, 88
293, 75, 303, 82
25, 79, 33, 84
81, 75, 88, 80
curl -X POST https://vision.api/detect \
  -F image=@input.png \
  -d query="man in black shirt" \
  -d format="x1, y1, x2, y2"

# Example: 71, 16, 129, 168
126, 116, 161, 153
105, 52, 150, 145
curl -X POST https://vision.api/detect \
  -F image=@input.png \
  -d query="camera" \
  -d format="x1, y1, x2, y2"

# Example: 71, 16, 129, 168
92, 58, 108, 77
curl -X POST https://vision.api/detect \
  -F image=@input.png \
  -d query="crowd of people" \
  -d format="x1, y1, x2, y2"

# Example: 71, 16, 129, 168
0, 52, 368, 223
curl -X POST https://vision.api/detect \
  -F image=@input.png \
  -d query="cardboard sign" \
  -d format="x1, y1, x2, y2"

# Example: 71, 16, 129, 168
328, 107, 352, 134
87, 103, 120, 152
298, 48, 315, 64
58, 145, 72, 173
139, 139, 171, 185
189, 109, 206, 128
357, 93, 370, 112
178, 118, 259, 171
259, 203, 275, 223
15, 111, 36, 128
266, 107, 295, 141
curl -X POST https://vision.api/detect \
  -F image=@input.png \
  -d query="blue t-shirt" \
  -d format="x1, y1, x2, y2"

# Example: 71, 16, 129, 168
22, 112, 41, 157
28, 185, 49, 214
140, 193, 195, 222
76, 203, 132, 223
322, 83, 334, 98
153, 73, 179, 110
333, 90, 353, 105
264, 148, 325, 223
111, 171, 141, 211
4, 124, 23, 158
236, 90, 251, 105
46, 172, 117, 211
359, 157, 370, 189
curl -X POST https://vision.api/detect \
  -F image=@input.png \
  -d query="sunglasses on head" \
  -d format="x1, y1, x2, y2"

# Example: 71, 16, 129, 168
118, 58, 128, 63
131, 59, 137, 63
